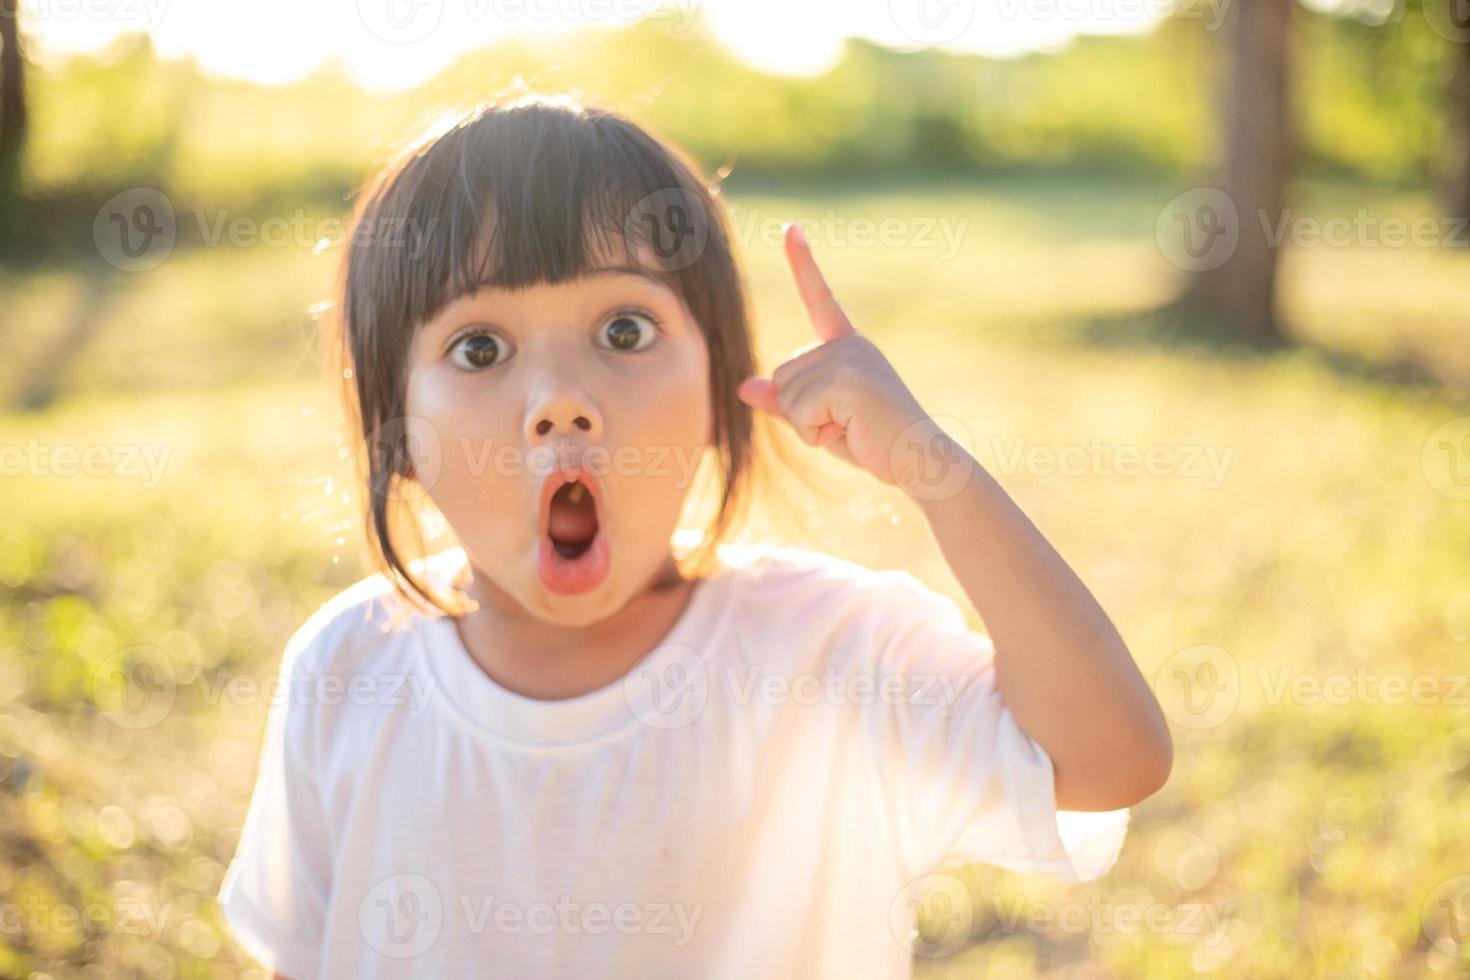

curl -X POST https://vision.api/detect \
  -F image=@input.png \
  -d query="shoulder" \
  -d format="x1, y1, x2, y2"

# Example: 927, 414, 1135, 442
717, 541, 963, 621
278, 550, 458, 681
710, 542, 973, 667
716, 540, 886, 593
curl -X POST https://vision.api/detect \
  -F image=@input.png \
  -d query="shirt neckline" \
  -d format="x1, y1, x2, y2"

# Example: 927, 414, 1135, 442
418, 558, 739, 749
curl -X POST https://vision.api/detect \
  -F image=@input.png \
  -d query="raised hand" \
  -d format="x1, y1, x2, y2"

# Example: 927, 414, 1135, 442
737, 222, 939, 490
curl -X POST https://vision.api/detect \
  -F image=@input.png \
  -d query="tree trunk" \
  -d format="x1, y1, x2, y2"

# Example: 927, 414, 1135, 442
0, 0, 26, 199
1452, 0, 1470, 232
1181, 0, 1292, 345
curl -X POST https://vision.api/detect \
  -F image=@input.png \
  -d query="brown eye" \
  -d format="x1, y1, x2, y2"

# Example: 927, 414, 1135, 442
450, 332, 507, 371
599, 311, 657, 353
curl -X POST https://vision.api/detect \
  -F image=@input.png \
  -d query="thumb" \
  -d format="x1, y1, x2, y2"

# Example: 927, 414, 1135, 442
737, 376, 780, 415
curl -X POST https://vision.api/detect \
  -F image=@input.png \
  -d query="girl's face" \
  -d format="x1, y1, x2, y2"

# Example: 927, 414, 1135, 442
402, 243, 712, 627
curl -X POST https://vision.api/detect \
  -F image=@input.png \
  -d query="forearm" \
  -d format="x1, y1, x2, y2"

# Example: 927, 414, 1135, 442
904, 426, 1172, 811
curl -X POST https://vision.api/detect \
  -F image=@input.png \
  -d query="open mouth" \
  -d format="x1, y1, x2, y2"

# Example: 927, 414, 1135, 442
546, 478, 600, 560
537, 468, 610, 596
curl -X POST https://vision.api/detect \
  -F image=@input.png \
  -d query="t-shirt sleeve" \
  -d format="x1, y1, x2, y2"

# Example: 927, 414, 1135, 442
859, 571, 1130, 883
216, 618, 335, 980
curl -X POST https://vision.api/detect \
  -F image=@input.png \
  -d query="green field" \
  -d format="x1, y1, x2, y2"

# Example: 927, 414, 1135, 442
3, 176, 1469, 977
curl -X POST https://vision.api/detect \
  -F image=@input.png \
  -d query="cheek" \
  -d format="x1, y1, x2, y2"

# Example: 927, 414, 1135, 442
403, 372, 519, 528
635, 342, 710, 438
610, 350, 710, 497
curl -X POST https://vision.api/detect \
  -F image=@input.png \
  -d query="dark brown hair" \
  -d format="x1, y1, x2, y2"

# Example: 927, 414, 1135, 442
320, 91, 787, 618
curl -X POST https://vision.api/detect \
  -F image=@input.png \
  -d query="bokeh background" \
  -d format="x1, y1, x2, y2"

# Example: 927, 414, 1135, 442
2, 0, 1470, 976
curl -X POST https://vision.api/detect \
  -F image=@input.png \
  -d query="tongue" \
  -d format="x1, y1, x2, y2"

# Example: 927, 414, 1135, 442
548, 497, 597, 545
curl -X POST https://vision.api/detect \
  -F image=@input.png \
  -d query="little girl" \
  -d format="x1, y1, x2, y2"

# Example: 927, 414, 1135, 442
217, 92, 1172, 979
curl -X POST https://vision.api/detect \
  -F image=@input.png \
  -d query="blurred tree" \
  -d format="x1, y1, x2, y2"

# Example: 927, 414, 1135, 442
1181, 0, 1293, 344
0, 0, 25, 202
1453, 0, 1470, 229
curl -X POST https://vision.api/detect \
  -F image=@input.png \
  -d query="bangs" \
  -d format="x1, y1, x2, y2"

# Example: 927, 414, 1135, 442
347, 98, 718, 342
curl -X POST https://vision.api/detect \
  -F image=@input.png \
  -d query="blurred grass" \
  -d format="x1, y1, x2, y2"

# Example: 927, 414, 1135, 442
2, 176, 1469, 977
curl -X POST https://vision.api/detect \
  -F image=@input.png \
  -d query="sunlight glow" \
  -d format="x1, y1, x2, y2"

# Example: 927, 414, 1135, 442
19, 0, 1170, 90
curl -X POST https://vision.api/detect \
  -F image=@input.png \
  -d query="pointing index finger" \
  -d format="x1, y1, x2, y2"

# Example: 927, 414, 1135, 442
784, 222, 856, 343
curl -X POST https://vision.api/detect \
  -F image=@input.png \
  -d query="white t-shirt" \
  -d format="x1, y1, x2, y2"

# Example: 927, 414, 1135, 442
217, 541, 1130, 979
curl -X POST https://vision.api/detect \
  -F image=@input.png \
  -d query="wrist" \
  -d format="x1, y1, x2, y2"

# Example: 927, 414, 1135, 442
890, 417, 980, 502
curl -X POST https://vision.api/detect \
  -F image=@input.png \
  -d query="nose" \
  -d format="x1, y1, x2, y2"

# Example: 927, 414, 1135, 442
526, 388, 603, 444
